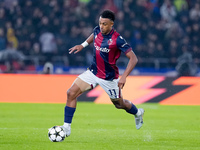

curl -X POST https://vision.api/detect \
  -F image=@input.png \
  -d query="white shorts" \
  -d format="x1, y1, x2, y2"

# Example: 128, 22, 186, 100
78, 70, 121, 99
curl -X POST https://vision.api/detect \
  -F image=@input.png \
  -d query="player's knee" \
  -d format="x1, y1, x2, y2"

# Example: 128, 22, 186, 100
113, 101, 124, 109
67, 89, 76, 100
112, 99, 125, 109
114, 103, 123, 109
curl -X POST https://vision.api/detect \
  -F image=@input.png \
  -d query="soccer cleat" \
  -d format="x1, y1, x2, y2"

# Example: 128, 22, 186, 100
61, 125, 71, 137
135, 108, 144, 130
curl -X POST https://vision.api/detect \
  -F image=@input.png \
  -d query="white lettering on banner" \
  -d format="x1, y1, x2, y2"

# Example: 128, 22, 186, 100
94, 43, 110, 53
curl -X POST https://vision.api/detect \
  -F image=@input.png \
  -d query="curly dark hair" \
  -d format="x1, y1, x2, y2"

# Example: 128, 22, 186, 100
100, 10, 115, 22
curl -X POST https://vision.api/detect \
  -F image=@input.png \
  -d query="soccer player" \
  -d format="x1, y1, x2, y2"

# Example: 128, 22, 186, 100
61, 10, 144, 137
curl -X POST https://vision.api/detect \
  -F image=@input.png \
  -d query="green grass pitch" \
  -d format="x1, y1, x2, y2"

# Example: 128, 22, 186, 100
0, 102, 200, 150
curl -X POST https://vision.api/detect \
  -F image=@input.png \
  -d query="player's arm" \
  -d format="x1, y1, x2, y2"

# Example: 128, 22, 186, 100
69, 34, 94, 54
118, 50, 138, 89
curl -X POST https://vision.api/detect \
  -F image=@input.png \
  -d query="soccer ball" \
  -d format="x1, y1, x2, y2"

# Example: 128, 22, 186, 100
48, 126, 66, 142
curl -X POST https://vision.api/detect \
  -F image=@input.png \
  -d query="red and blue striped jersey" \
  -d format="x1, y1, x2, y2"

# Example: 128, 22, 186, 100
89, 26, 133, 80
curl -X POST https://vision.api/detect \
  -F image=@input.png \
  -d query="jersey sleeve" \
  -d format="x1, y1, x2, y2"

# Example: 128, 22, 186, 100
116, 35, 132, 54
93, 26, 100, 35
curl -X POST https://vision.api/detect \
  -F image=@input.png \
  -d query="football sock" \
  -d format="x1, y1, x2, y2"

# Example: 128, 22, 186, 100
126, 103, 138, 115
64, 106, 76, 124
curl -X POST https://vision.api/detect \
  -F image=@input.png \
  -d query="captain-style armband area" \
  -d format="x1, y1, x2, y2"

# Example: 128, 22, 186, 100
81, 41, 89, 48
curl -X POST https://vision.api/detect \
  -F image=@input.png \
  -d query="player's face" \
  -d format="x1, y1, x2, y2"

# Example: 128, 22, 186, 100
99, 17, 114, 35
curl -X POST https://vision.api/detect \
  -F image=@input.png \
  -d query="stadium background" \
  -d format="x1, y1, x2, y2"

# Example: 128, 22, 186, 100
0, 0, 199, 76
0, 1, 200, 149
0, 0, 200, 104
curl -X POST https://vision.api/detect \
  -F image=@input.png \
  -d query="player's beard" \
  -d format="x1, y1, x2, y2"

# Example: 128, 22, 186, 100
101, 29, 109, 35
100, 29, 105, 34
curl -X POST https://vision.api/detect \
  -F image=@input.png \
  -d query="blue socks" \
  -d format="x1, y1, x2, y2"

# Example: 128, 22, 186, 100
64, 104, 137, 123
64, 106, 76, 123
126, 104, 138, 115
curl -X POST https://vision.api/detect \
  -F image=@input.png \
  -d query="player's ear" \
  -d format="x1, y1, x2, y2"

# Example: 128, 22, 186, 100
111, 21, 114, 27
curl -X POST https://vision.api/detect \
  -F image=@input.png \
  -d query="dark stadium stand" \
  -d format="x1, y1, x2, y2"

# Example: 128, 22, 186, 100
0, 0, 199, 75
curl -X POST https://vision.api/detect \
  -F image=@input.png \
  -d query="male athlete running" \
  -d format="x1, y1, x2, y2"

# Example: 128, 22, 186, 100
61, 10, 144, 137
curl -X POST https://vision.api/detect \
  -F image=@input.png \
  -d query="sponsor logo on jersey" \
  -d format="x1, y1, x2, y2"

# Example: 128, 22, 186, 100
94, 43, 110, 53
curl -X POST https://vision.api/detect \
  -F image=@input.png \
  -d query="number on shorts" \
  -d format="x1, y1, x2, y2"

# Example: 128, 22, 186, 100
108, 89, 117, 98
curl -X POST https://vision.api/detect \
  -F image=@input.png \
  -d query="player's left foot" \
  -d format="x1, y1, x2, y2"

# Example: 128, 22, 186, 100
135, 108, 144, 130
61, 125, 71, 137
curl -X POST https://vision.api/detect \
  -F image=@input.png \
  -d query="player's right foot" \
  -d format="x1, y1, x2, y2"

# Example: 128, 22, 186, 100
135, 108, 144, 130
61, 125, 71, 137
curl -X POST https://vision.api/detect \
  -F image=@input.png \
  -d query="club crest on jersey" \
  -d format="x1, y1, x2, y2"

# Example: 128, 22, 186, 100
107, 39, 113, 45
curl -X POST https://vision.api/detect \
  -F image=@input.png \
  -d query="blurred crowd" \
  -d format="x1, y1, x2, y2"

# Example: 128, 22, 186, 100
0, 0, 199, 74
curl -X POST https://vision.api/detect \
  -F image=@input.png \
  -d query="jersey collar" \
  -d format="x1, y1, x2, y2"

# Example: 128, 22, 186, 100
102, 28, 114, 37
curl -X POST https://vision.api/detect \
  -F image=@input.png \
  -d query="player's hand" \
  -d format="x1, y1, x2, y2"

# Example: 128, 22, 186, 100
69, 45, 84, 54
118, 76, 126, 89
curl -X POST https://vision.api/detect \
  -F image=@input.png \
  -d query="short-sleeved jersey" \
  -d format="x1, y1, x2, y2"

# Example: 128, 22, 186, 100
89, 26, 133, 80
